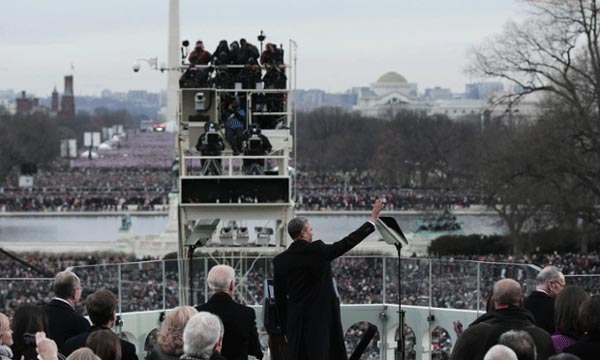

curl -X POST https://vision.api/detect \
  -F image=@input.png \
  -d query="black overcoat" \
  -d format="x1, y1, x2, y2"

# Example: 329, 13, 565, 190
195, 292, 263, 360
43, 299, 90, 351
272, 222, 374, 360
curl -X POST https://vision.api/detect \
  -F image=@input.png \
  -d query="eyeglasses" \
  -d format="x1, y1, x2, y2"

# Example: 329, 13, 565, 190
552, 280, 566, 288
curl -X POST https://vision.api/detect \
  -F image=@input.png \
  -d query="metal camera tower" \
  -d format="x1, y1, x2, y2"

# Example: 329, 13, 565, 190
175, 36, 297, 305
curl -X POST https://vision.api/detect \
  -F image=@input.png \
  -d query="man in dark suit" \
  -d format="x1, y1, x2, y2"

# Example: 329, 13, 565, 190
273, 199, 384, 360
524, 266, 566, 334
195, 265, 263, 360
43, 270, 90, 351
62, 289, 138, 360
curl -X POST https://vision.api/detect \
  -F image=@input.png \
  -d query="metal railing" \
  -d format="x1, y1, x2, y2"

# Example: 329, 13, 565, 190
4, 258, 600, 359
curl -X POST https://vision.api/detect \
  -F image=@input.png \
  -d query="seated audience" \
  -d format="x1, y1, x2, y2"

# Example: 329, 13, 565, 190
149, 306, 198, 360
85, 329, 121, 360
182, 312, 225, 360
563, 295, 600, 360
552, 286, 588, 353
62, 289, 137, 360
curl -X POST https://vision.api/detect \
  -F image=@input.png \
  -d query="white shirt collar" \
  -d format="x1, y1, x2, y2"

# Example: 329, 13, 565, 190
52, 297, 74, 308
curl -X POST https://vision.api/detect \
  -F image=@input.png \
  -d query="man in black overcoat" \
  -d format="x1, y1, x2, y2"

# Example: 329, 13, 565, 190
195, 264, 263, 360
524, 265, 565, 334
43, 270, 90, 351
273, 199, 384, 360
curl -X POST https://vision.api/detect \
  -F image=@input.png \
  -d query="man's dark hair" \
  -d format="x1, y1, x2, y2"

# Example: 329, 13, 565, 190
54, 271, 80, 299
287, 217, 308, 240
498, 330, 536, 360
86, 289, 117, 326
86, 329, 122, 360
579, 294, 600, 334
555, 285, 588, 338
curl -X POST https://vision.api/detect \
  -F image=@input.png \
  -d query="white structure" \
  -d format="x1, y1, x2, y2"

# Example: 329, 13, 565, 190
165, 0, 180, 132
354, 72, 542, 121
354, 72, 428, 117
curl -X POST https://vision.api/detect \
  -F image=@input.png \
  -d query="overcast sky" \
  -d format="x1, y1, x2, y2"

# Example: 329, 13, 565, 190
0, 0, 528, 97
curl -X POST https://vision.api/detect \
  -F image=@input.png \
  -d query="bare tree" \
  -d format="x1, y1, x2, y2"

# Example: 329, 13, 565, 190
469, 0, 600, 251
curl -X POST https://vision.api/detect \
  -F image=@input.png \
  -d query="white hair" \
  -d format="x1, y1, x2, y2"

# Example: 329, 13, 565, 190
183, 312, 223, 359
536, 266, 562, 285
484, 345, 518, 360
207, 265, 235, 293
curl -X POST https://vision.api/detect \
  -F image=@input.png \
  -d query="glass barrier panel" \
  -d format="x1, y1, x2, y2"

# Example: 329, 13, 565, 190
164, 258, 181, 309
119, 260, 166, 312
334, 256, 383, 304
72, 263, 120, 313
477, 261, 538, 312
565, 274, 600, 294
430, 259, 479, 310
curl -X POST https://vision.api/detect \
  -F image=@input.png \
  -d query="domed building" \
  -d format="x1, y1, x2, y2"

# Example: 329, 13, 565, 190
353, 71, 429, 117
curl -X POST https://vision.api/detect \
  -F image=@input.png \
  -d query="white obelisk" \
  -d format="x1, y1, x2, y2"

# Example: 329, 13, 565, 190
165, 0, 179, 132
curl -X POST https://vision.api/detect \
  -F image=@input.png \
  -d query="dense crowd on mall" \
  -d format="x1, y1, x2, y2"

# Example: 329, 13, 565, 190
0, 164, 480, 213
294, 172, 481, 211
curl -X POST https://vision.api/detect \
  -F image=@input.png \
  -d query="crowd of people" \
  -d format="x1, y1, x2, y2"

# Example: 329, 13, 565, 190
2, 250, 600, 359
4, 251, 600, 314
0, 131, 175, 212
0, 137, 495, 213
294, 172, 481, 211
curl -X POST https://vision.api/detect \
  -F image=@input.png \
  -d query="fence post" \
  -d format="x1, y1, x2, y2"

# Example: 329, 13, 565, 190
477, 262, 481, 315
162, 260, 167, 310
118, 264, 123, 314
382, 256, 386, 303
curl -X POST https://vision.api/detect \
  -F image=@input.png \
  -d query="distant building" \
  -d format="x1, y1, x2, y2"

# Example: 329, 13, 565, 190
16, 91, 41, 115
51, 87, 59, 113
423, 87, 452, 101
465, 82, 504, 100
353, 72, 428, 117
60, 75, 75, 117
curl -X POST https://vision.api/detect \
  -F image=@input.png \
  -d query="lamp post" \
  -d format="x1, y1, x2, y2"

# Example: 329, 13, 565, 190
258, 30, 266, 54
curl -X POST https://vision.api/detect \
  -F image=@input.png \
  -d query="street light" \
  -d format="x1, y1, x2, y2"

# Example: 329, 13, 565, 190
257, 30, 266, 53
132, 57, 159, 72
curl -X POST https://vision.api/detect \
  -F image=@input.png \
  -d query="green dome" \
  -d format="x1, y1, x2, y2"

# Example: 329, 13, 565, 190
376, 72, 407, 83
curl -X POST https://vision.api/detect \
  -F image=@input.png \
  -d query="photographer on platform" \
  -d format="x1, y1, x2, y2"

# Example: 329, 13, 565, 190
188, 41, 212, 66
222, 100, 246, 156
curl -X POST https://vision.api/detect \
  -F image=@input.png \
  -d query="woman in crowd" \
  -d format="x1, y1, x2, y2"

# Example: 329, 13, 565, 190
86, 329, 121, 360
0, 313, 13, 360
564, 294, 600, 359
149, 306, 198, 360
552, 286, 588, 353
10, 304, 48, 360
